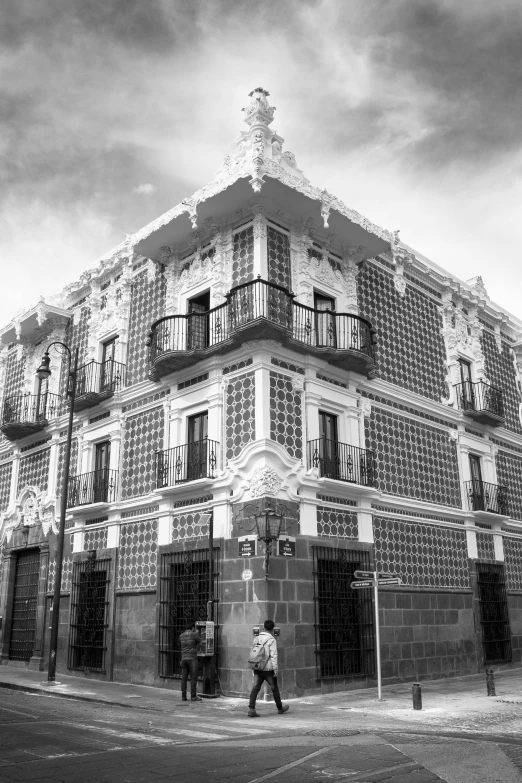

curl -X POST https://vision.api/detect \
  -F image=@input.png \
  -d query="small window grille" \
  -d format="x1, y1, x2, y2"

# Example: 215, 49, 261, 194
159, 547, 219, 678
312, 546, 374, 679
68, 556, 110, 672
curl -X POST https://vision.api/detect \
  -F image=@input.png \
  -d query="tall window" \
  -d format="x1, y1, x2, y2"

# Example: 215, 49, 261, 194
94, 441, 111, 503
458, 358, 474, 409
187, 291, 210, 350
187, 411, 208, 481
314, 292, 336, 348
100, 336, 119, 392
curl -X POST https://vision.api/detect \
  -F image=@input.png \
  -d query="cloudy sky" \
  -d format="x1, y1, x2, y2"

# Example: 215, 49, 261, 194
1, 0, 521, 325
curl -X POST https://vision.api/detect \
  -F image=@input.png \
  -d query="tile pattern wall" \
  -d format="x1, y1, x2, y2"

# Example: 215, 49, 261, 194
365, 407, 461, 507
231, 226, 254, 288
496, 451, 522, 521
17, 449, 50, 495
317, 507, 358, 539
357, 263, 447, 402
504, 537, 522, 591
126, 269, 167, 386
47, 555, 73, 593
481, 329, 522, 436
476, 531, 496, 561
373, 516, 470, 589
60, 308, 91, 405
267, 227, 291, 290
56, 439, 79, 499
117, 519, 158, 590
3, 349, 26, 400
269, 371, 302, 459
0, 461, 12, 511
226, 372, 255, 460
121, 406, 164, 499
172, 510, 209, 542
83, 528, 108, 551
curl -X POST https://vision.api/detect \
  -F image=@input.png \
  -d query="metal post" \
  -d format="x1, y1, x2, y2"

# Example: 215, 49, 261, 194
47, 346, 78, 683
412, 683, 422, 710
373, 573, 382, 701
486, 668, 496, 696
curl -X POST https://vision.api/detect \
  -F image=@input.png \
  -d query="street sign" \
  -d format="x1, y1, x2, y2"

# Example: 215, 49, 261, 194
377, 572, 398, 580
238, 536, 257, 558
242, 569, 253, 581
377, 577, 402, 586
278, 536, 296, 558
350, 581, 373, 589
353, 570, 376, 580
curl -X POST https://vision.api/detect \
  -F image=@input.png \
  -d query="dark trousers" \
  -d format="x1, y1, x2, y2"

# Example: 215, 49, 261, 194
181, 658, 198, 699
248, 670, 283, 710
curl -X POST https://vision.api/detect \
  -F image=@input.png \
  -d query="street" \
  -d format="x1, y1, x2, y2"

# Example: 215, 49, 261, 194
2, 673, 522, 783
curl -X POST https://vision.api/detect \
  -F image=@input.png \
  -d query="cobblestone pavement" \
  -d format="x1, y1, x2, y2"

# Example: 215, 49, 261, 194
1, 690, 522, 782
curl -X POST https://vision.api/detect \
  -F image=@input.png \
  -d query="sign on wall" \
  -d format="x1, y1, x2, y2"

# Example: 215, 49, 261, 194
277, 536, 296, 558
238, 536, 257, 558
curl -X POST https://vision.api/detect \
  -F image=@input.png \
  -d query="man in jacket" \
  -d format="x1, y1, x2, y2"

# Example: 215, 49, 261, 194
179, 621, 202, 702
248, 620, 289, 717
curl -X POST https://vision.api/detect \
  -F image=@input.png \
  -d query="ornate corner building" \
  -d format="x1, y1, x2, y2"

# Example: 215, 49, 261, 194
1, 88, 522, 695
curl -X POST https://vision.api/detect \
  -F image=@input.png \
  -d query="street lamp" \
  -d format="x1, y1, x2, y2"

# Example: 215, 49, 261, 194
36, 342, 79, 683
255, 505, 283, 576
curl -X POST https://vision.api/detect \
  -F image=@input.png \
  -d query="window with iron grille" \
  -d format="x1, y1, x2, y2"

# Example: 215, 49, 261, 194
68, 557, 110, 672
476, 563, 512, 664
312, 546, 374, 679
159, 548, 219, 678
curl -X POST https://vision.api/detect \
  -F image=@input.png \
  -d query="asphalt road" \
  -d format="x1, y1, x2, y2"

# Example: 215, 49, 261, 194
1, 688, 522, 782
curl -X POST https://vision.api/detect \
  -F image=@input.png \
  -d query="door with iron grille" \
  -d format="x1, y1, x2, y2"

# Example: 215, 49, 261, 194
9, 550, 40, 661
314, 292, 336, 348
476, 563, 512, 664
159, 548, 219, 678
100, 336, 119, 392
187, 411, 208, 482
187, 291, 210, 350
312, 546, 374, 678
68, 557, 110, 672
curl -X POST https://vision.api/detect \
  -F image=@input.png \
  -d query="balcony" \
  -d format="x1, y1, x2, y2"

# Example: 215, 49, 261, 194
307, 438, 376, 486
67, 468, 118, 508
454, 380, 504, 426
155, 439, 219, 488
0, 393, 62, 441
147, 279, 376, 381
465, 480, 508, 516
74, 359, 126, 412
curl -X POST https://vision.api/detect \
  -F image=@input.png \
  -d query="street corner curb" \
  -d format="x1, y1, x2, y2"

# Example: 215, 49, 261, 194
0, 679, 160, 711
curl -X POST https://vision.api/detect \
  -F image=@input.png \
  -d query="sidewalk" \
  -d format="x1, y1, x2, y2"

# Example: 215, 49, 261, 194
1, 661, 522, 721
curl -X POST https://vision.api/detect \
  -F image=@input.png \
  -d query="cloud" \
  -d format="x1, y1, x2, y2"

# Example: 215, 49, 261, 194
0, 0, 521, 321
133, 183, 156, 195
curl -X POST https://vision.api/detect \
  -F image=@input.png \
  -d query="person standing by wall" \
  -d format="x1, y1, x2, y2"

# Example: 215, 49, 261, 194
248, 620, 289, 717
179, 621, 202, 702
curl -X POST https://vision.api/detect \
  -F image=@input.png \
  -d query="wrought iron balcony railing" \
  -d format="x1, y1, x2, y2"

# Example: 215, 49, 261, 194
0, 392, 62, 440
147, 278, 376, 380
465, 480, 508, 516
74, 359, 126, 411
67, 468, 118, 508
307, 438, 376, 486
155, 439, 219, 488
454, 380, 504, 426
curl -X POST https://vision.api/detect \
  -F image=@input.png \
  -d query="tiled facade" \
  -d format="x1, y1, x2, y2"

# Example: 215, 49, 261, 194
1, 88, 522, 697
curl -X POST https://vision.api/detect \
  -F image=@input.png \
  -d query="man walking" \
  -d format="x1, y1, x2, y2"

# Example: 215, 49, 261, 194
179, 621, 202, 702
248, 620, 289, 717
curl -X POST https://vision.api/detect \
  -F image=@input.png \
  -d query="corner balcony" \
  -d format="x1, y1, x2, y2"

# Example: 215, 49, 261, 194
465, 480, 508, 516
454, 380, 504, 426
307, 438, 376, 486
147, 279, 376, 381
0, 393, 62, 441
74, 359, 126, 412
67, 468, 118, 508
155, 439, 219, 489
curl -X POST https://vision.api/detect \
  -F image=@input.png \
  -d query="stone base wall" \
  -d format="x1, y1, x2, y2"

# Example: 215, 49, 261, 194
113, 591, 157, 685
378, 589, 478, 682
508, 593, 522, 665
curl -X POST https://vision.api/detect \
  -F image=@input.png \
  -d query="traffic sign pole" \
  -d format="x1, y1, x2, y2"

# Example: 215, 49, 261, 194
373, 576, 382, 701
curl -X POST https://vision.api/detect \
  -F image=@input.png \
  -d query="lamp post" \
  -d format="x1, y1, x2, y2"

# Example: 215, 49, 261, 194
255, 505, 283, 577
36, 342, 79, 683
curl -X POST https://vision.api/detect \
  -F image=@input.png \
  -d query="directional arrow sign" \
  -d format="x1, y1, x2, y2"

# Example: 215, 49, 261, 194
353, 570, 376, 580
377, 572, 398, 580
351, 581, 374, 589
377, 578, 402, 586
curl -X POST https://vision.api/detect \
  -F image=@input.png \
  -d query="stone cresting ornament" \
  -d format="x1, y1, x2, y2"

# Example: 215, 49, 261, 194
250, 466, 282, 498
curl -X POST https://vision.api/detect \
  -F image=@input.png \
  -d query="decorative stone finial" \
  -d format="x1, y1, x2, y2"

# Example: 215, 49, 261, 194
242, 87, 276, 127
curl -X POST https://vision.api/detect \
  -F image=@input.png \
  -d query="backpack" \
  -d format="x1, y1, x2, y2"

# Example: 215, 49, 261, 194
248, 637, 271, 671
